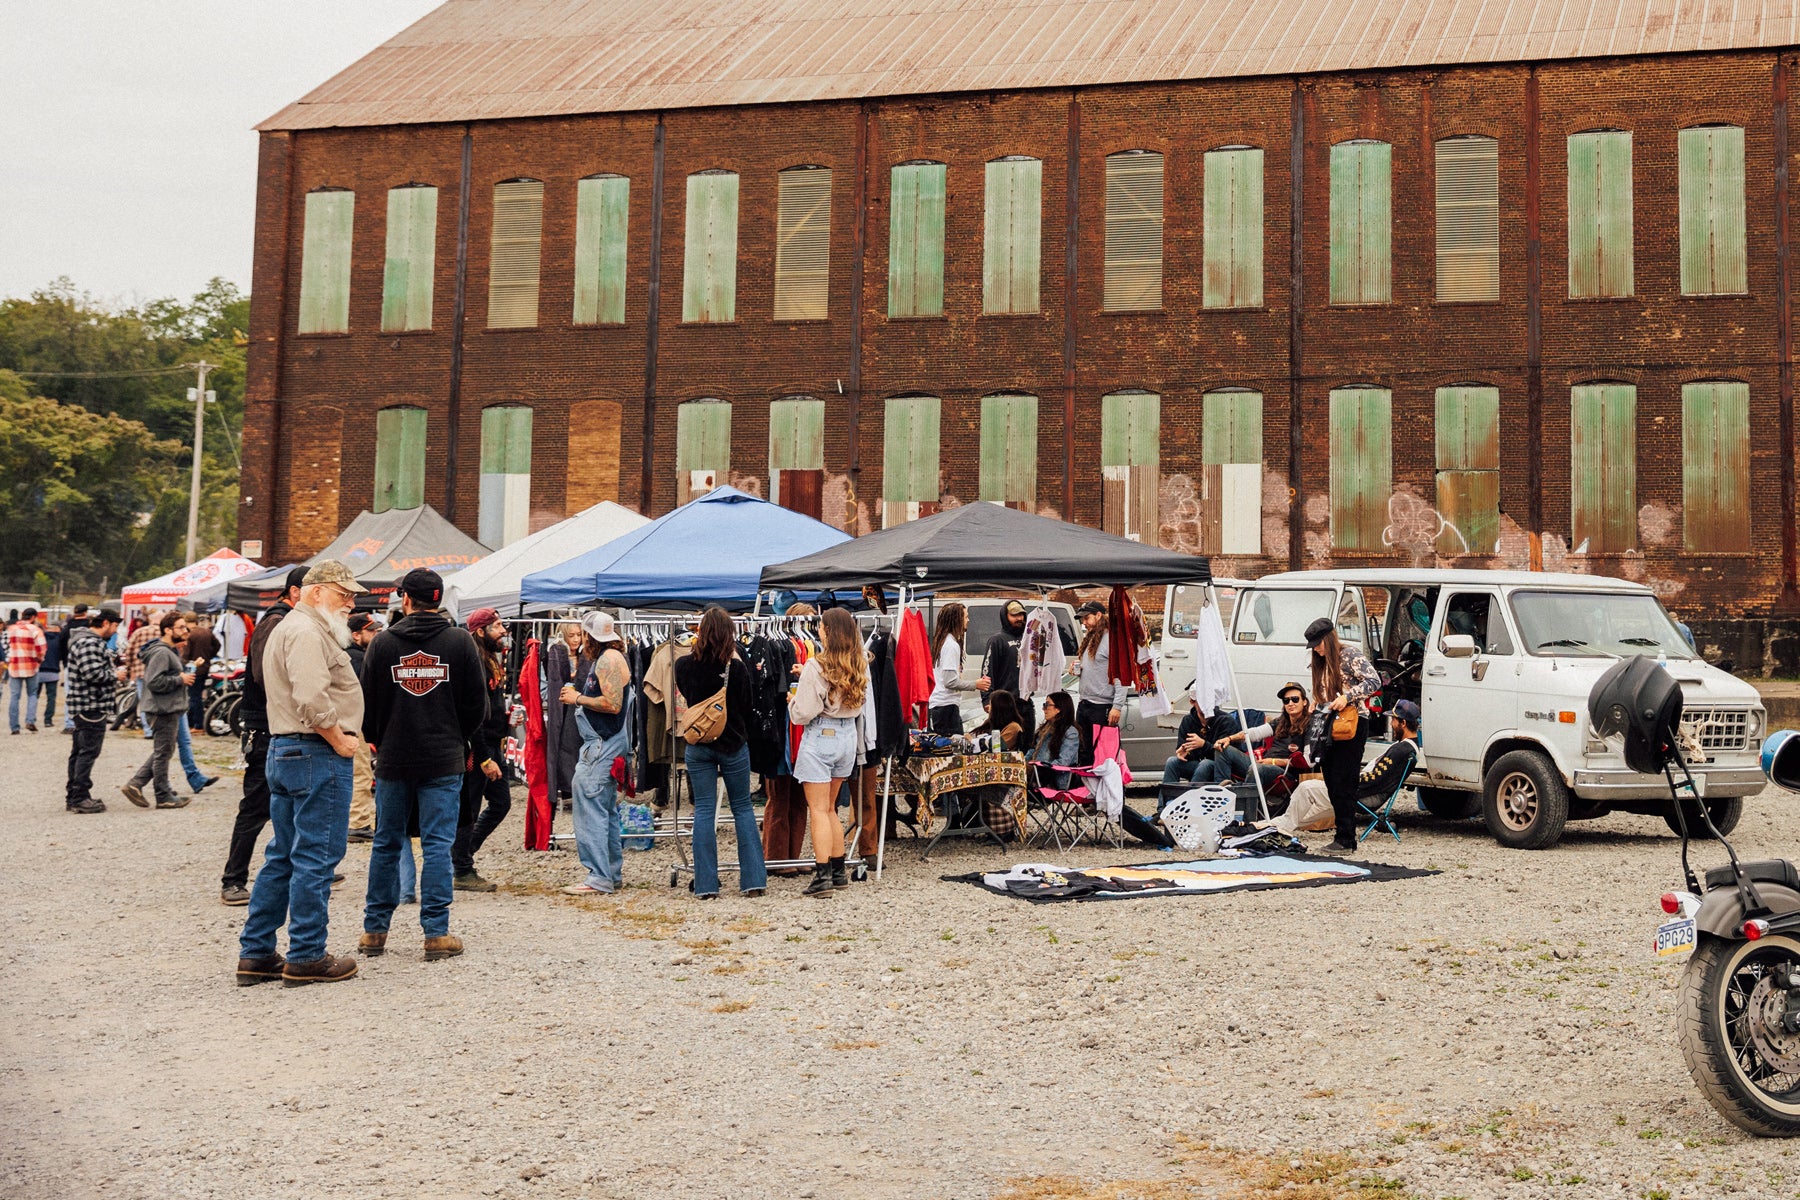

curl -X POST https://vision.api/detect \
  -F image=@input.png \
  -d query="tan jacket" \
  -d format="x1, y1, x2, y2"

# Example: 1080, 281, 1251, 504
789, 657, 866, 724
264, 602, 364, 737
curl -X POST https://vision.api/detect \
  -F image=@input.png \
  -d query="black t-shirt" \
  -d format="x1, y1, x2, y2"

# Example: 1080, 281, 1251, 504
673, 654, 751, 756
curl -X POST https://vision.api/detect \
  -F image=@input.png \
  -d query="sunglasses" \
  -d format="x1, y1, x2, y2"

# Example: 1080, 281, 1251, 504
1281, 696, 1305, 705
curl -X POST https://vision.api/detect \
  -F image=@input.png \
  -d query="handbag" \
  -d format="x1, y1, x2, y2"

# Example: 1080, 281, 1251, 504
678, 683, 729, 745
1330, 702, 1359, 741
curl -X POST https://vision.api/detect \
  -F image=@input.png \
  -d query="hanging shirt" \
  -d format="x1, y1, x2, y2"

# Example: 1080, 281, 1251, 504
1191, 599, 1234, 713
1017, 605, 1067, 699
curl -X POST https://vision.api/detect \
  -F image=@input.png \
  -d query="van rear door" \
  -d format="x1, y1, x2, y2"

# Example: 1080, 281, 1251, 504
1227, 584, 1342, 712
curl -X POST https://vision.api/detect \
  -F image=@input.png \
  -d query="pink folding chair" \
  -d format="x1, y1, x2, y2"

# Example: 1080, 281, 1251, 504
1027, 725, 1133, 851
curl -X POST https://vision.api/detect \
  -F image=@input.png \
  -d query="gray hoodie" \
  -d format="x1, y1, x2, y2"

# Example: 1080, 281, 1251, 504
138, 638, 189, 715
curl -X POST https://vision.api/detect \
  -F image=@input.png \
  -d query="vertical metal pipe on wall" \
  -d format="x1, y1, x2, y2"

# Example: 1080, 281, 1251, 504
264, 132, 294, 559
847, 102, 871, 520
1063, 93, 1080, 520
445, 126, 473, 522
1525, 69, 1544, 570
1776, 57, 1798, 608
1286, 83, 1306, 571
641, 114, 666, 513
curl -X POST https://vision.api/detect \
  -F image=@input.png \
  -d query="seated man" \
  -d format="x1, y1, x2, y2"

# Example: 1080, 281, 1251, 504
1160, 696, 1213, 786
1266, 700, 1421, 841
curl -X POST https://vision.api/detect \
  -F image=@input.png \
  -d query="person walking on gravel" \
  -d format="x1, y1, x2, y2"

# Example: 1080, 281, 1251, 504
121, 611, 163, 736
357, 569, 485, 963
235, 561, 367, 988
121, 613, 196, 811
220, 566, 307, 906
63, 608, 122, 814
451, 608, 512, 893
7, 607, 47, 734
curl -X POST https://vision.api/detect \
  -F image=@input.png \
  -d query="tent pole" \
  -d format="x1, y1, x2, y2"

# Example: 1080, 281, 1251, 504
1213, 582, 1269, 823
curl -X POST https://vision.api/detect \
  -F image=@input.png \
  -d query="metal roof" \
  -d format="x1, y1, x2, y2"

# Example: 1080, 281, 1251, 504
260, 0, 1800, 131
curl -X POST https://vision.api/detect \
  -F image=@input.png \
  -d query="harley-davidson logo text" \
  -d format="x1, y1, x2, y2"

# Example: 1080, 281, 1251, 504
393, 651, 448, 696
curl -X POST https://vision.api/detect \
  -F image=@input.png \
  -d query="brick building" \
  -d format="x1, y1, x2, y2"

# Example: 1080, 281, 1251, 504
242, 1, 1800, 633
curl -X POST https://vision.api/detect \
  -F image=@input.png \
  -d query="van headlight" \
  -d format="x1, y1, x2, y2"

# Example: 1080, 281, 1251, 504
1750, 709, 1767, 742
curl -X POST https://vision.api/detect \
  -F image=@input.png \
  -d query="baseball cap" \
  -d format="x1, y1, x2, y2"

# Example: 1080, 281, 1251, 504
465, 607, 501, 632
1392, 699, 1422, 727
1074, 600, 1105, 617
400, 568, 444, 605
1003, 599, 1026, 617
304, 560, 368, 593
347, 613, 380, 634
284, 565, 310, 593
1303, 617, 1333, 647
581, 611, 619, 644
94, 607, 122, 626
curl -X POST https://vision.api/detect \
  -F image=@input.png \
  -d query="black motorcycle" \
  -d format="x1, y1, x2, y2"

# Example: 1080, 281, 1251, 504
1600, 656, 1800, 1135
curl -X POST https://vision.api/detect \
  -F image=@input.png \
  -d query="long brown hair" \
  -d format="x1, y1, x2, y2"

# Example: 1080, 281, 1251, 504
816, 607, 869, 710
974, 689, 1026, 744
1079, 613, 1107, 662
692, 606, 734, 667
930, 602, 967, 661
1310, 627, 1345, 703
1272, 688, 1313, 738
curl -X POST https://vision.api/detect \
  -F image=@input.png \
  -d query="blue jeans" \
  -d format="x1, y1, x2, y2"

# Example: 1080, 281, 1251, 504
1162, 755, 1207, 786
238, 736, 353, 965
572, 729, 628, 892
176, 714, 208, 790
34, 670, 58, 724
8, 675, 37, 731
685, 741, 767, 896
396, 837, 419, 901
364, 774, 461, 938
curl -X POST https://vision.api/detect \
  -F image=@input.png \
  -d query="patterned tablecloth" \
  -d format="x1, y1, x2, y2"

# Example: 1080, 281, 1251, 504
895, 752, 1029, 838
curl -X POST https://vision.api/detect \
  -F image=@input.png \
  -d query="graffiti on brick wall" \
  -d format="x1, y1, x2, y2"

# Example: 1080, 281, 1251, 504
1381, 488, 1465, 560
1154, 468, 1289, 565
821, 472, 871, 534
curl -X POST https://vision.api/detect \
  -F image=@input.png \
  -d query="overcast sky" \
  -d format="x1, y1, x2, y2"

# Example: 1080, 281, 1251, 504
0, 1, 442, 307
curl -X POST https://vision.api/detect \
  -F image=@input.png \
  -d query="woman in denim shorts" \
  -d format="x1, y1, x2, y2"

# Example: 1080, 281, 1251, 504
787, 608, 869, 898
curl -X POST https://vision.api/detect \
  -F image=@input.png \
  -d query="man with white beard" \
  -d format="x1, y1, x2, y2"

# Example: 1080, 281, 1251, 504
234, 561, 367, 988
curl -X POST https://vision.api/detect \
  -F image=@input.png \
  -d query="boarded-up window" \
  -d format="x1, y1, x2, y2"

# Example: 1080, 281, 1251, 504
883, 396, 941, 527
773, 167, 831, 320
675, 399, 731, 503
573, 174, 629, 325
1101, 391, 1159, 540
373, 406, 426, 513
1568, 132, 1633, 298
1203, 147, 1263, 308
1680, 126, 1747, 296
1683, 381, 1751, 551
683, 171, 739, 322
769, 396, 826, 519
889, 162, 946, 317
979, 393, 1038, 506
380, 186, 436, 332
983, 158, 1042, 314
1329, 387, 1391, 551
298, 189, 354, 334
1103, 152, 1163, 311
479, 406, 532, 549
1435, 137, 1499, 302
1570, 383, 1637, 552
1329, 142, 1392, 304
566, 399, 623, 511
1202, 390, 1263, 555
488, 180, 544, 328
1434, 386, 1500, 555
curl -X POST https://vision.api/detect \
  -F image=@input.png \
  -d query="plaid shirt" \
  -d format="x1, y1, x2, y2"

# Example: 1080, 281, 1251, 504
123, 624, 159, 682
6, 621, 45, 679
62, 627, 116, 720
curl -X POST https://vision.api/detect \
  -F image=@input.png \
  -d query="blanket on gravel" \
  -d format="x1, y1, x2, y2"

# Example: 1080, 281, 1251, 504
948, 854, 1437, 903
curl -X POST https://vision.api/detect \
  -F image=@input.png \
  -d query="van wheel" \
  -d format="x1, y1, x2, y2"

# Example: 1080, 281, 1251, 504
1482, 750, 1571, 850
1664, 795, 1744, 839
1417, 787, 1480, 820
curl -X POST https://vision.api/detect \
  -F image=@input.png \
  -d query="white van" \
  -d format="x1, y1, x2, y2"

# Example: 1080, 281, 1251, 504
1203, 569, 1765, 849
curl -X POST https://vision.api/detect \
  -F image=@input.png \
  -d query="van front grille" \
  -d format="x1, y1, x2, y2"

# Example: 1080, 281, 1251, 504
1681, 708, 1751, 753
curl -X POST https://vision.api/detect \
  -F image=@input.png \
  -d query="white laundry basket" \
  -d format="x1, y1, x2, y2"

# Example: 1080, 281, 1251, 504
1158, 785, 1238, 855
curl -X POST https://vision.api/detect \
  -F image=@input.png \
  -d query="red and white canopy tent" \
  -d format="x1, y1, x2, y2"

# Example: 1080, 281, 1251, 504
120, 548, 267, 609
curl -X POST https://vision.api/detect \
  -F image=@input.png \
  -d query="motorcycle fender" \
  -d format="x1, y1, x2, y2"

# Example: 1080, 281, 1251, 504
1697, 883, 1800, 938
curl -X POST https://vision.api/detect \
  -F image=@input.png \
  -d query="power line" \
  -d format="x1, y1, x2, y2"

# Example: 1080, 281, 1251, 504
9, 364, 197, 380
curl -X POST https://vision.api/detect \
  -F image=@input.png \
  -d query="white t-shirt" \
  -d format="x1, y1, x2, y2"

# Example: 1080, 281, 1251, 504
927, 637, 965, 708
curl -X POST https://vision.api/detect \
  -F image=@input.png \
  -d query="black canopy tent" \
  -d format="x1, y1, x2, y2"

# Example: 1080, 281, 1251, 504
758, 502, 1210, 593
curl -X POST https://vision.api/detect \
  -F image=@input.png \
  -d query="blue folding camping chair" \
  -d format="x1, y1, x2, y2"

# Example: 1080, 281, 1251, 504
1356, 771, 1410, 844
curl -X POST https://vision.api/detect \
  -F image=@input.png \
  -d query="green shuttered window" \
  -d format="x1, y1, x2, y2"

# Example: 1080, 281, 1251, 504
1103, 153, 1163, 311
1101, 391, 1160, 540
373, 407, 427, 514
1679, 126, 1747, 296
1329, 387, 1391, 551
769, 397, 826, 516
1202, 390, 1263, 555
573, 175, 629, 325
774, 168, 832, 321
1434, 386, 1501, 555
298, 190, 354, 334
479, 406, 532, 549
1682, 381, 1751, 552
1435, 137, 1499, 302
1568, 132, 1634, 298
675, 399, 731, 503
488, 180, 544, 328
683, 172, 739, 322
380, 186, 437, 332
888, 163, 946, 317
883, 397, 941, 527
1329, 142, 1392, 304
1203, 148, 1264, 308
979, 394, 1038, 506
1570, 383, 1637, 553
983, 158, 1042, 314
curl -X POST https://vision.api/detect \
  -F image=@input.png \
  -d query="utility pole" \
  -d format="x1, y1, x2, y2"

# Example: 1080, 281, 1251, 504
184, 361, 215, 566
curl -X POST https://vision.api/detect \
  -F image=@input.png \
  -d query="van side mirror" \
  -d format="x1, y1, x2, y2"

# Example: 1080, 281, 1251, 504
1441, 634, 1477, 659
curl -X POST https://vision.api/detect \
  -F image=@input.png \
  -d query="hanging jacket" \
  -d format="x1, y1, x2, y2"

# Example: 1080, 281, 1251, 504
1105, 586, 1148, 689
893, 608, 934, 724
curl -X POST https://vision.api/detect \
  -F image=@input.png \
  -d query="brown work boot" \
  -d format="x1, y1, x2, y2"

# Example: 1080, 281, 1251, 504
422, 934, 464, 962
235, 953, 285, 987
357, 932, 387, 957
282, 954, 359, 987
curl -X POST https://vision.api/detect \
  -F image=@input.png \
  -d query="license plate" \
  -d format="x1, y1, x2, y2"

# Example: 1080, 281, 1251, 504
1655, 917, 1697, 957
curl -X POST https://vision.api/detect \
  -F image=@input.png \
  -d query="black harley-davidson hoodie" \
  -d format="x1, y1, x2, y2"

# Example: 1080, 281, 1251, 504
360, 610, 488, 782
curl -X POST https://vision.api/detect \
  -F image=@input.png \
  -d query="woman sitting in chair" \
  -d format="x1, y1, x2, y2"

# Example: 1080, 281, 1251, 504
1028, 691, 1079, 789
1264, 700, 1420, 850
972, 690, 1028, 750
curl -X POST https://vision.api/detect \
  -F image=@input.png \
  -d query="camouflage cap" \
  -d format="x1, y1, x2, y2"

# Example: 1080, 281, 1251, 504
303, 560, 368, 593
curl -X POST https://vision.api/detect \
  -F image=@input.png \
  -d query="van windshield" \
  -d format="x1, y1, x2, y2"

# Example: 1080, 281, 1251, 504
1509, 591, 1694, 659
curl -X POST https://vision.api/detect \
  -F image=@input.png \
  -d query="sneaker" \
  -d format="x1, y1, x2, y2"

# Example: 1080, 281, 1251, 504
282, 954, 358, 987
191, 774, 220, 794
1319, 839, 1359, 855
155, 797, 191, 810
221, 885, 251, 906
400, 893, 419, 905
235, 953, 285, 987
122, 783, 148, 808
453, 872, 497, 893
423, 934, 464, 962
66, 797, 105, 814
560, 883, 611, 896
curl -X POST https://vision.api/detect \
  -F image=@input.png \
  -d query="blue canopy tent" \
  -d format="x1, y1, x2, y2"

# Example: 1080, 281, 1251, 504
520, 487, 851, 611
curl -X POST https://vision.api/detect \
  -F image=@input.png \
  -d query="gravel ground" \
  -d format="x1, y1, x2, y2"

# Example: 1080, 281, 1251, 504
6, 727, 1800, 1200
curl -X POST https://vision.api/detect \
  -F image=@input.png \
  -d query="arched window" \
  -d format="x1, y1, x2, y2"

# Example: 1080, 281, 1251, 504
298, 187, 354, 334
774, 167, 831, 320
1435, 136, 1499, 302
676, 398, 732, 503
479, 405, 533, 548
1680, 125, 1746, 295
574, 173, 629, 325
1329, 141, 1392, 304
984, 157, 1041, 314
373, 405, 426, 513
1203, 147, 1263, 309
382, 185, 437, 332
889, 162, 946, 317
683, 170, 739, 322
1103, 152, 1163, 311
979, 392, 1038, 507
488, 178, 544, 328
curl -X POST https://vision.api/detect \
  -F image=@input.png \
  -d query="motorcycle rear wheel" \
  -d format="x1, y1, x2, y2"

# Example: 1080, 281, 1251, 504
1679, 933, 1800, 1136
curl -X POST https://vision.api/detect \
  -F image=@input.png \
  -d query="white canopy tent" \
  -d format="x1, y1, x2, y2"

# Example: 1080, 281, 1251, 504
443, 501, 650, 621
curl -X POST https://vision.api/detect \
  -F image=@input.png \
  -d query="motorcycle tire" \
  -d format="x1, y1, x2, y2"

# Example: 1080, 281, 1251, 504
112, 687, 137, 731
1417, 786, 1481, 821
225, 694, 243, 737
1679, 933, 1800, 1137
205, 695, 232, 738
1664, 795, 1745, 840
